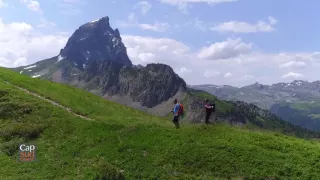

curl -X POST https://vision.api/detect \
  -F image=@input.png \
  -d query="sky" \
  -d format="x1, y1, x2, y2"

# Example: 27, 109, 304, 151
1, 0, 320, 87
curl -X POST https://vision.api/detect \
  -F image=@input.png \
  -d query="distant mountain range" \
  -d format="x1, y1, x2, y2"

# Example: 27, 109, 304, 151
11, 16, 318, 136
190, 81, 320, 132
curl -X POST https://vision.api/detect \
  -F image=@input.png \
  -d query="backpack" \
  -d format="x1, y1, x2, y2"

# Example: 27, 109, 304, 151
206, 102, 215, 112
210, 103, 215, 110
178, 103, 184, 115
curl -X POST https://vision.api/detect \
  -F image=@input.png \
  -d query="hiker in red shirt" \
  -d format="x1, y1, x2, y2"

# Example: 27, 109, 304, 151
204, 99, 215, 124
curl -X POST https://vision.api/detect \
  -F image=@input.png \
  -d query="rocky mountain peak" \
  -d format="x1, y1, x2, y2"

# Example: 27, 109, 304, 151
242, 82, 266, 90
90, 16, 110, 23
133, 64, 144, 69
58, 16, 132, 68
143, 63, 187, 90
114, 28, 121, 39
144, 63, 175, 73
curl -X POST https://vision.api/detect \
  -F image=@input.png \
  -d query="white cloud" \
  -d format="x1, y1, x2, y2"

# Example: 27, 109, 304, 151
282, 72, 303, 79
38, 18, 57, 28
178, 67, 192, 74
194, 18, 207, 31
0, 0, 8, 8
59, 0, 82, 15
0, 18, 68, 68
159, 0, 238, 13
204, 70, 220, 77
243, 74, 254, 79
117, 13, 169, 32
197, 38, 253, 60
122, 34, 320, 86
128, 13, 136, 22
63, 0, 81, 3
134, 1, 152, 15
20, 0, 42, 13
268, 16, 278, 25
138, 23, 169, 32
211, 16, 278, 33
224, 72, 232, 78
279, 61, 306, 68
20, 1, 57, 29
123, 35, 190, 67
137, 52, 156, 63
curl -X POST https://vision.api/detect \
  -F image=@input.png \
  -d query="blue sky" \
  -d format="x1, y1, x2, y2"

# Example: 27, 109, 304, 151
1, 0, 320, 86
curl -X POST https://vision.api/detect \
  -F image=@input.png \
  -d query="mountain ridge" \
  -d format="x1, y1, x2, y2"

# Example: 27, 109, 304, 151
191, 80, 320, 132
192, 80, 320, 89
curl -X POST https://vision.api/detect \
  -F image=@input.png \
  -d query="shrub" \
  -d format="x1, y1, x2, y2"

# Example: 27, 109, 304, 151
0, 139, 23, 156
93, 161, 125, 180
0, 89, 9, 97
0, 123, 43, 141
0, 102, 33, 119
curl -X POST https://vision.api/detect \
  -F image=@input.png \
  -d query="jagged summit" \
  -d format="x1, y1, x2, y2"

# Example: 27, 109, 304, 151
88, 16, 110, 24
88, 17, 120, 38
242, 82, 265, 90
58, 16, 132, 68
144, 63, 177, 73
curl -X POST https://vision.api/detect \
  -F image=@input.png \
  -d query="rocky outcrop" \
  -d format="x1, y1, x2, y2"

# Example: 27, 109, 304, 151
78, 60, 186, 108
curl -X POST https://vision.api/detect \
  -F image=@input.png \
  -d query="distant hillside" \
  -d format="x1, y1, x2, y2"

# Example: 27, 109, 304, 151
191, 81, 320, 132
1, 67, 320, 179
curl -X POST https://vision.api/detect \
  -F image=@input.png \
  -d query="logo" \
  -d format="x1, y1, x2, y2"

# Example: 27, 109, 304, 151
18, 144, 36, 162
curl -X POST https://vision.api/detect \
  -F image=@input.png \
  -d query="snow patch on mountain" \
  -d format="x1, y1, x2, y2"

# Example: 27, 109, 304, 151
57, 55, 64, 62
32, 74, 43, 78
24, 65, 36, 70
90, 18, 100, 23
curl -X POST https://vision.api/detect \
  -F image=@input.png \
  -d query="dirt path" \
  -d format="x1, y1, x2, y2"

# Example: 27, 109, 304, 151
4, 81, 94, 121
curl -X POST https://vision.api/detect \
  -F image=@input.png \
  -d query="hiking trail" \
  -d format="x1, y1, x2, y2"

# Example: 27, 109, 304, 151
4, 81, 94, 121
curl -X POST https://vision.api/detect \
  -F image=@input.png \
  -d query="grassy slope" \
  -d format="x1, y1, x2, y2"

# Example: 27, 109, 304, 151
1, 68, 320, 179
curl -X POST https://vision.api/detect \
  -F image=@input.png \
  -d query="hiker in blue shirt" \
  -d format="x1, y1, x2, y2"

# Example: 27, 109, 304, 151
171, 98, 183, 128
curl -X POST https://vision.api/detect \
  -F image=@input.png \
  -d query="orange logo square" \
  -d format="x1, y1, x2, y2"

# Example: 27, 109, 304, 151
18, 144, 36, 162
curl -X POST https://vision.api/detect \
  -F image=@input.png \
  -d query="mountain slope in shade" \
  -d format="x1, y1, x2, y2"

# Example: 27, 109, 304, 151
191, 81, 320, 132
